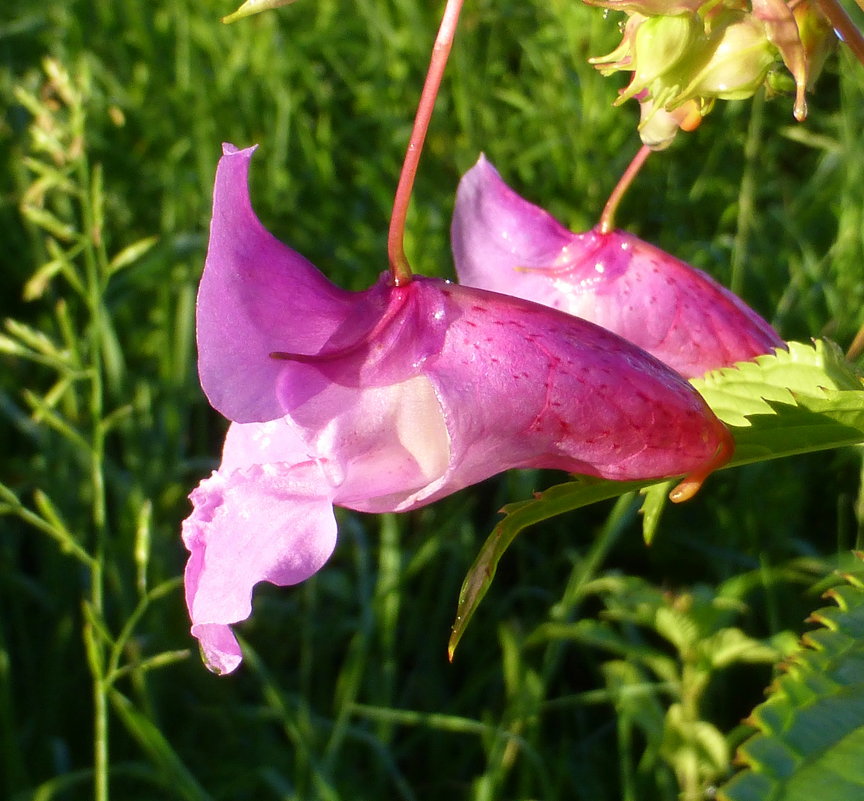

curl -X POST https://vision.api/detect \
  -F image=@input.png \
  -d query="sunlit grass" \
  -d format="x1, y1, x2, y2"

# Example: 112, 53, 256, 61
1, 0, 863, 799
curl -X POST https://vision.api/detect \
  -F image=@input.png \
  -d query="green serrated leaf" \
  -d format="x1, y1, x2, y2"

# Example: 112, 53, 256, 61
718, 558, 864, 801
723, 395, 864, 467
693, 340, 863, 427
697, 628, 780, 670
528, 617, 681, 683
663, 702, 730, 775
452, 341, 864, 655
602, 659, 668, 746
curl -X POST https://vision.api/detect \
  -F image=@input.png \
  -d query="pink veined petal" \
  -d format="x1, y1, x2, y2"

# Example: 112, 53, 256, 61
409, 278, 732, 504
426, 280, 634, 487
452, 155, 575, 274
452, 155, 784, 379
182, 459, 338, 674
267, 271, 732, 513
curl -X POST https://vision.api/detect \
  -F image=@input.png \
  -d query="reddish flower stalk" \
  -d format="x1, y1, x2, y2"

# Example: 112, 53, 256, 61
815, 0, 864, 67
387, 0, 464, 286
598, 144, 652, 233
847, 321, 864, 361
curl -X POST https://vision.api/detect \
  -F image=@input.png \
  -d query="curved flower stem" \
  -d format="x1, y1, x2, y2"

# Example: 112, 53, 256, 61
816, 0, 864, 68
847, 320, 864, 361
387, 0, 464, 286
598, 144, 652, 234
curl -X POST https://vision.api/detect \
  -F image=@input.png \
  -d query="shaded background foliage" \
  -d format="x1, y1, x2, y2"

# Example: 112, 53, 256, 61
1, 0, 864, 799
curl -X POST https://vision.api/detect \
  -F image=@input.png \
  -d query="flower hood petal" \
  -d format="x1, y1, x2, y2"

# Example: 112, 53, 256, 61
451, 155, 784, 379
197, 144, 380, 423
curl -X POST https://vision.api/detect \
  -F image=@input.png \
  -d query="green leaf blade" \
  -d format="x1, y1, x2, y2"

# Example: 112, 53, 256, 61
719, 560, 864, 801
448, 478, 656, 658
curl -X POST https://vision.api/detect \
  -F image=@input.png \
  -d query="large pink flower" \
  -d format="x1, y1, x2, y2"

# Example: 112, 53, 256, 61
183, 144, 733, 674
452, 155, 784, 379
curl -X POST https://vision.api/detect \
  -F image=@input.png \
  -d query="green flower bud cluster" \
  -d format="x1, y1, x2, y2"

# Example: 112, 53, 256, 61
585, 0, 837, 148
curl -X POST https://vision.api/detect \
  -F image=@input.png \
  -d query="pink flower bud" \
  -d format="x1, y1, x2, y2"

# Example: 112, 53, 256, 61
452, 155, 784, 379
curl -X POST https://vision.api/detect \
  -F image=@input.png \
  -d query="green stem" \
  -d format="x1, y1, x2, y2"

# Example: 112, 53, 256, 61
731, 89, 764, 297
387, 0, 464, 285
0, 484, 96, 568
78, 148, 110, 801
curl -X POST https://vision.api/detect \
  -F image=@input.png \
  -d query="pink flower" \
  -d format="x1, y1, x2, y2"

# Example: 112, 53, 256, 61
452, 155, 783, 379
183, 144, 733, 674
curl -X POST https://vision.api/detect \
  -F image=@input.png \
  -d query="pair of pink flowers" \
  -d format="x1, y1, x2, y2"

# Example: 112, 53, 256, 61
182, 144, 781, 674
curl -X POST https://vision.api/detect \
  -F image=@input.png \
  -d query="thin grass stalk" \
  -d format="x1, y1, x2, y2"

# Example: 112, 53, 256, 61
75, 131, 111, 801
731, 89, 765, 297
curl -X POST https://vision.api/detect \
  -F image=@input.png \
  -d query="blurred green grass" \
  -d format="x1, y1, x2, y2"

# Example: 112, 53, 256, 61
1, 0, 863, 799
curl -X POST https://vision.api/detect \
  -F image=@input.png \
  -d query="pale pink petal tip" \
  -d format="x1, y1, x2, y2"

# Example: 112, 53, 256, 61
182, 462, 339, 672
192, 623, 244, 676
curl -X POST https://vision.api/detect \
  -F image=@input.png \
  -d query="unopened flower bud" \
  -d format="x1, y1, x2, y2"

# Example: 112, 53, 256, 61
687, 13, 776, 100
618, 13, 703, 104
638, 95, 705, 149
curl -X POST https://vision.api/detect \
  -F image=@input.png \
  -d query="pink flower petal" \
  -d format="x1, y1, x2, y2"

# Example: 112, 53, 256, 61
185, 144, 737, 673
452, 155, 784, 379
220, 419, 312, 475
197, 144, 379, 423
182, 460, 338, 674
269, 275, 732, 512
